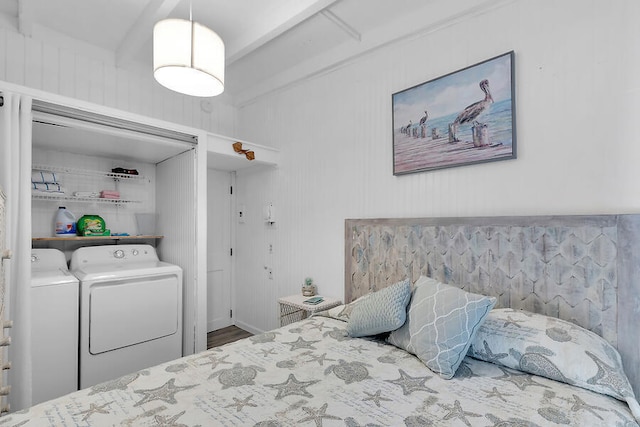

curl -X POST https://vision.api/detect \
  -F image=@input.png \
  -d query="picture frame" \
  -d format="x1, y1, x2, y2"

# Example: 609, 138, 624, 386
392, 51, 516, 175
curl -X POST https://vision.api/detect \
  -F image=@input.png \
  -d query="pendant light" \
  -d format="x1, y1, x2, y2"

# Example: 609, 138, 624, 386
153, 2, 225, 97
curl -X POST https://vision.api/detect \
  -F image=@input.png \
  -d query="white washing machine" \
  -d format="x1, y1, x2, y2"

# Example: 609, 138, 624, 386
71, 244, 182, 389
31, 248, 79, 405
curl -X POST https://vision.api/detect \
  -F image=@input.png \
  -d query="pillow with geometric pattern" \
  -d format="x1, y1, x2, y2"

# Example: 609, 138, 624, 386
467, 308, 640, 423
387, 276, 496, 379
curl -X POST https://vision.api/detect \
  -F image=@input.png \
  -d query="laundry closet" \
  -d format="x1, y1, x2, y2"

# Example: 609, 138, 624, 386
26, 99, 203, 402
1, 81, 279, 408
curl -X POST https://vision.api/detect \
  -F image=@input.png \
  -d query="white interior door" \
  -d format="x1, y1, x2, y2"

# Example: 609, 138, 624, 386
207, 169, 232, 332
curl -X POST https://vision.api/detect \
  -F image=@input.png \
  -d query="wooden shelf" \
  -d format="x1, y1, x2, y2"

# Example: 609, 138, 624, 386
32, 235, 163, 242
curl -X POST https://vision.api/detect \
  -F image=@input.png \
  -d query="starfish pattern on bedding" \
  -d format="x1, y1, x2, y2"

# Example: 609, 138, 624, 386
439, 400, 482, 427
385, 369, 437, 395
474, 340, 509, 364
152, 410, 188, 427
309, 321, 331, 331
362, 389, 392, 407
502, 315, 524, 328
297, 403, 341, 426
484, 386, 513, 402
198, 353, 232, 370
266, 373, 320, 400
495, 367, 550, 391
76, 401, 113, 421
225, 394, 258, 412
585, 351, 631, 396
349, 344, 368, 354
283, 336, 320, 351
133, 378, 196, 407
564, 394, 606, 420
306, 352, 335, 366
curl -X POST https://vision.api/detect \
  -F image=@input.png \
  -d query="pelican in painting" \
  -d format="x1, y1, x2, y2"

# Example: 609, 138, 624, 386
403, 120, 412, 134
419, 110, 429, 126
449, 79, 493, 142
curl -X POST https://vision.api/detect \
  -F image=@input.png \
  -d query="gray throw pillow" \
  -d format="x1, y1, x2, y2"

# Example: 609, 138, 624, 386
387, 276, 496, 379
346, 279, 411, 337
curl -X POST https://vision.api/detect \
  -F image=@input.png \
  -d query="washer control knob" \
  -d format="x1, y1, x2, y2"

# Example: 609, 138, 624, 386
131, 249, 139, 256
114, 249, 125, 259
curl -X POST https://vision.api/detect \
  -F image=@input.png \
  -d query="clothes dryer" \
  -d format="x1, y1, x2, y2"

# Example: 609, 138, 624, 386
71, 244, 182, 389
31, 248, 79, 404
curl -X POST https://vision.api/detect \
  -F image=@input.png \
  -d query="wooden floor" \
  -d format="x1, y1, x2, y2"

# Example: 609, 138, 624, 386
207, 325, 253, 349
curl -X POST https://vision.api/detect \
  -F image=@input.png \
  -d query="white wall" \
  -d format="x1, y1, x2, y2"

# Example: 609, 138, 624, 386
0, 18, 237, 136
234, 0, 640, 332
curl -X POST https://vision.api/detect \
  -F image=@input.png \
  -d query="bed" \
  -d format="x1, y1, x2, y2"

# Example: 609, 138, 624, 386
4, 215, 640, 426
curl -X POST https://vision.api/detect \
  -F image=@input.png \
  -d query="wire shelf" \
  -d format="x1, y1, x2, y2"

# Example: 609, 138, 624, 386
32, 164, 148, 182
31, 193, 141, 204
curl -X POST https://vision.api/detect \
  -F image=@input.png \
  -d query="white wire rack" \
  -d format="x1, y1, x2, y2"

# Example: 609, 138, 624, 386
31, 164, 147, 204
31, 193, 141, 204
32, 164, 148, 182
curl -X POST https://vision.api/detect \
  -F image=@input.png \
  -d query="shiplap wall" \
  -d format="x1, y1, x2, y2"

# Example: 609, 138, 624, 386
0, 21, 237, 136
234, 0, 640, 332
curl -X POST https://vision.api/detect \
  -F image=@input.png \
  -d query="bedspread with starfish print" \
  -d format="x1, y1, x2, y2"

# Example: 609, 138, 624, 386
4, 317, 638, 426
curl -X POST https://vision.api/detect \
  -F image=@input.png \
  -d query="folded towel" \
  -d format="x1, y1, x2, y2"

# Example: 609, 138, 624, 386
73, 191, 100, 198
31, 171, 58, 184
100, 190, 120, 199
32, 183, 65, 193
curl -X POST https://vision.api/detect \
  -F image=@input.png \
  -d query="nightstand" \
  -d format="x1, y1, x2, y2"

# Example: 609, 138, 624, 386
278, 294, 342, 326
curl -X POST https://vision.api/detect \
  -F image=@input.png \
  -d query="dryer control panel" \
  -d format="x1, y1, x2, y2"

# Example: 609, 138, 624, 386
70, 244, 159, 269
112, 247, 144, 259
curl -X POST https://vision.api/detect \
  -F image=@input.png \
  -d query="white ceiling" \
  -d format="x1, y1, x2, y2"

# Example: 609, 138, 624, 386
0, 0, 492, 105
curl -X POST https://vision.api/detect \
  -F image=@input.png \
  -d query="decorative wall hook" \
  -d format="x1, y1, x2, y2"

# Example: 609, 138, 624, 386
232, 142, 255, 161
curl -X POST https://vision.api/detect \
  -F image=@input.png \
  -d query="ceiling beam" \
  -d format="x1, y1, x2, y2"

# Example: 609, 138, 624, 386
227, 0, 340, 64
234, 0, 515, 107
17, 0, 33, 37
320, 9, 361, 42
115, 0, 182, 68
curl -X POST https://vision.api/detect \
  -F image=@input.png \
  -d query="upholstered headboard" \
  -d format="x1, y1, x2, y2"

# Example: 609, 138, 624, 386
345, 215, 640, 396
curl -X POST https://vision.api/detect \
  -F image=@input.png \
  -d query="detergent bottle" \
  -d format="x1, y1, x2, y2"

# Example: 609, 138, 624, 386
54, 207, 77, 237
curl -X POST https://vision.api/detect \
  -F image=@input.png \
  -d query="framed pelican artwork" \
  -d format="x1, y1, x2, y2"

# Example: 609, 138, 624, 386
392, 51, 516, 175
